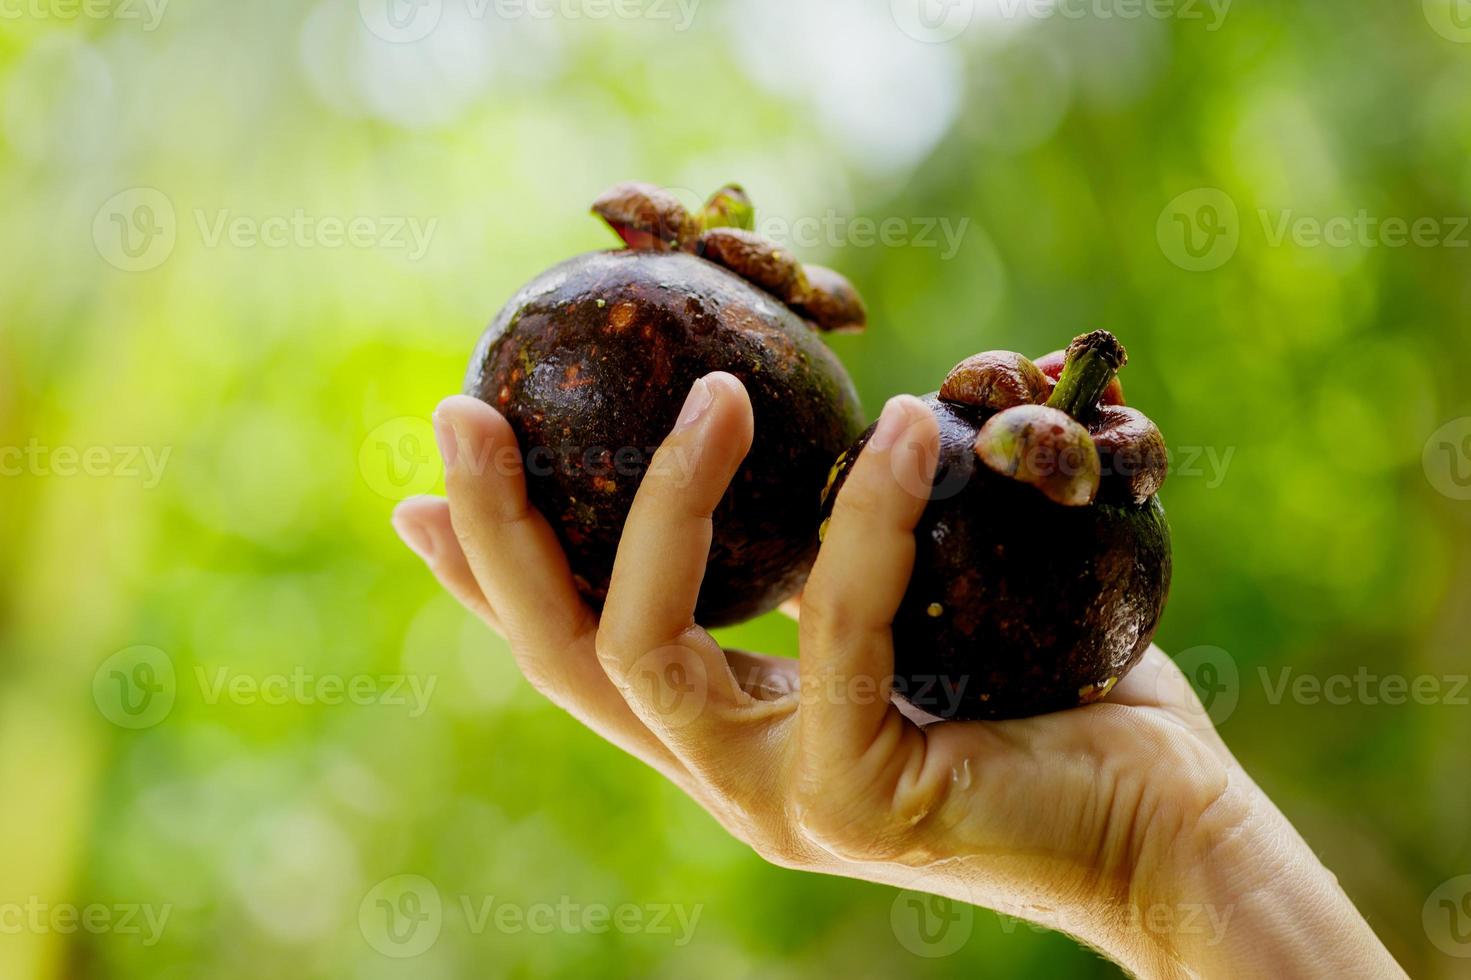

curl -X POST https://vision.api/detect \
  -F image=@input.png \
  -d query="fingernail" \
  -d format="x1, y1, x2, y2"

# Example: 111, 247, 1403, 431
868, 396, 913, 453
392, 513, 435, 562
432, 408, 459, 470
674, 376, 715, 431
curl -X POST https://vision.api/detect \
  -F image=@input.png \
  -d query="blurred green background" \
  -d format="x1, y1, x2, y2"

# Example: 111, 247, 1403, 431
3, 0, 1471, 976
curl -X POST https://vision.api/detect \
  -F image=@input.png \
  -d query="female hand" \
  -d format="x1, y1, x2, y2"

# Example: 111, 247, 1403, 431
393, 374, 1404, 979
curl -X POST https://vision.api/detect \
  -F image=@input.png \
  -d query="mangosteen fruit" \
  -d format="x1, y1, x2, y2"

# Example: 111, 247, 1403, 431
819, 330, 1172, 720
465, 181, 866, 626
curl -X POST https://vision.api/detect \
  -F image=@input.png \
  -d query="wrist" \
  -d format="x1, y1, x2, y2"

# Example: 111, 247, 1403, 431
1120, 767, 1405, 979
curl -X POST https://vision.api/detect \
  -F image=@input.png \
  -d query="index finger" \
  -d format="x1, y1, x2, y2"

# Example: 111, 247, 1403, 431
798, 395, 939, 771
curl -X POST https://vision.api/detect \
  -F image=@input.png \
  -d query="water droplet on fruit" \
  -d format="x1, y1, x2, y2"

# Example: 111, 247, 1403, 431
1078, 676, 1119, 704
950, 758, 973, 790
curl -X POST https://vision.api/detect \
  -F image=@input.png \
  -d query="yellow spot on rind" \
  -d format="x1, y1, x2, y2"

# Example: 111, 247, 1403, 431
1078, 676, 1120, 704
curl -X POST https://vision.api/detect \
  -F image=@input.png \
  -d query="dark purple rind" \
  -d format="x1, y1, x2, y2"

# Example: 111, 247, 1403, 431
466, 250, 866, 627
821, 396, 1171, 720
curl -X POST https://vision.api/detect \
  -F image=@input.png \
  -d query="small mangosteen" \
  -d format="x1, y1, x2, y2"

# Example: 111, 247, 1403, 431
820, 330, 1172, 720
465, 181, 867, 626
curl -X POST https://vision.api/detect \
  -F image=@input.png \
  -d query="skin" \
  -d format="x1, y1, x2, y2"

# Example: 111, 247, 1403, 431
394, 375, 1406, 979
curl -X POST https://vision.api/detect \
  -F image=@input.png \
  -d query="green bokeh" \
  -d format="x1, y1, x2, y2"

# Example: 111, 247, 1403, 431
2, 1, 1469, 976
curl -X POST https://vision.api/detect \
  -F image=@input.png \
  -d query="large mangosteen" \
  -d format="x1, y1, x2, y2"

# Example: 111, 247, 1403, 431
465, 182, 866, 626
820, 330, 1172, 720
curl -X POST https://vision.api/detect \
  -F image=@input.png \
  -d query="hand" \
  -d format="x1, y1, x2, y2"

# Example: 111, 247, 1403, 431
394, 374, 1405, 979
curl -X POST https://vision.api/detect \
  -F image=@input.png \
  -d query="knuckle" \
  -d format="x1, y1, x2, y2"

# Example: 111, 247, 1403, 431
592, 628, 632, 680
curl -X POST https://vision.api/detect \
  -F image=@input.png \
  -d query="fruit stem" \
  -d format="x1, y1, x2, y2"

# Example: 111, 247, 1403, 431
1045, 330, 1127, 420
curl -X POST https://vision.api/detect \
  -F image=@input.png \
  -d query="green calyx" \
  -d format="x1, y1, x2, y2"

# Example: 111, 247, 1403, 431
698, 183, 755, 232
